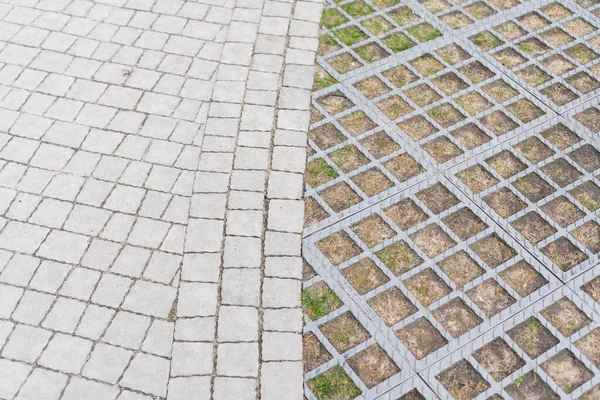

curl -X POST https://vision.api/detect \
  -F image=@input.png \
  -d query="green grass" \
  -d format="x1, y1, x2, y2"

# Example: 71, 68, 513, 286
372, 0, 400, 9
341, 0, 374, 17
382, 32, 415, 52
301, 285, 342, 320
512, 375, 525, 390
388, 6, 417, 25
375, 243, 411, 270
428, 107, 448, 120
321, 8, 348, 28
355, 45, 376, 62
579, 193, 600, 211
518, 41, 537, 54
407, 23, 442, 42
334, 25, 368, 45
361, 16, 391, 35
306, 158, 338, 187
309, 367, 362, 400
527, 317, 542, 333
471, 31, 503, 50
314, 73, 337, 90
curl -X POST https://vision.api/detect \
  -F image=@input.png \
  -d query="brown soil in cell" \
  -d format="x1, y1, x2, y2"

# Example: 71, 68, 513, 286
542, 236, 588, 270
506, 99, 545, 123
499, 260, 548, 297
320, 182, 362, 213
433, 297, 483, 337
397, 115, 438, 141
575, 328, 600, 368
486, 150, 527, 178
494, 49, 528, 71
355, 42, 390, 63
423, 136, 464, 163
387, 6, 419, 25
451, 123, 492, 150
309, 123, 347, 150
367, 286, 417, 326
351, 167, 394, 196
328, 52, 362, 74
511, 211, 557, 245
437, 359, 491, 400
350, 214, 396, 248
307, 366, 361, 400
436, 44, 471, 65
541, 123, 581, 149
354, 76, 391, 99
347, 344, 400, 388
466, 278, 516, 317
513, 136, 555, 163
483, 187, 527, 218
540, 196, 585, 227
303, 332, 333, 372
376, 95, 415, 120
575, 106, 600, 132
564, 17, 597, 37
541, 158, 583, 187
507, 316, 559, 358
375, 241, 423, 276
456, 164, 499, 194
311, 106, 325, 124
566, 71, 600, 94
372, 0, 400, 9
583, 276, 600, 304
359, 131, 400, 158
517, 37, 551, 57
341, 257, 389, 294
472, 338, 526, 381
318, 35, 342, 56
470, 31, 504, 51
570, 180, 600, 211
569, 144, 600, 172
480, 111, 519, 136
396, 317, 448, 359
465, 1, 496, 19
515, 65, 552, 87
416, 183, 460, 214
302, 281, 343, 320
404, 268, 452, 307
582, 384, 600, 399
303, 259, 318, 281
542, 296, 591, 337
572, 220, 600, 253
541, 54, 576, 76
482, 79, 519, 102
512, 172, 556, 202
431, 72, 469, 95
305, 197, 330, 227
337, 110, 377, 136
504, 370, 559, 400
541, 349, 594, 393
518, 12, 551, 31
381, 65, 418, 88
470, 233, 516, 268
459, 61, 495, 83
494, 21, 527, 40
541, 83, 579, 106
321, 311, 371, 353
410, 54, 445, 76
316, 231, 363, 266
307, 145, 316, 157
317, 91, 354, 115
540, 27, 575, 47
442, 207, 487, 240
541, 2, 573, 20
566, 43, 599, 64
420, 0, 450, 13
428, 103, 466, 128
437, 251, 485, 289
410, 223, 456, 258
384, 154, 424, 182
306, 158, 339, 188
488, 0, 518, 10
330, 145, 370, 173
384, 198, 429, 230
440, 11, 474, 29
404, 83, 442, 107
361, 16, 393, 35
398, 389, 426, 400
456, 92, 493, 116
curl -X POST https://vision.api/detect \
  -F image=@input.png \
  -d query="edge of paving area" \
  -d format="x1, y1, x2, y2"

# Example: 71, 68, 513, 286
176, 0, 323, 398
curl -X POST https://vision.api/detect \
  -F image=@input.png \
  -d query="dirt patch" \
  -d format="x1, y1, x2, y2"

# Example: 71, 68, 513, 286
359, 131, 400, 158
513, 136, 555, 163
541, 83, 579, 106
396, 317, 448, 359
423, 136, 464, 163
572, 221, 600, 253
355, 42, 390, 63
433, 298, 483, 337
495, 20, 527, 40
320, 182, 362, 212
508, 316, 560, 358
498, 260, 548, 297
302, 281, 343, 320
472, 337, 525, 381
510, 211, 557, 245
303, 332, 333, 372
575, 106, 600, 132
542, 296, 591, 337
582, 275, 600, 304
404, 83, 442, 107
384, 198, 429, 230
306, 158, 339, 187
410, 223, 456, 258
541, 158, 582, 187
541, 54, 576, 76
564, 17, 597, 37
399, 389, 427, 399
470, 31, 504, 51
432, 72, 468, 95
381, 64, 418, 88
456, 164, 499, 194
375, 241, 423, 276
436, 359, 490, 399
486, 150, 527, 178
420, 0, 450, 14
541, 2, 573, 20
318, 35, 342, 56
465, 1, 496, 19
442, 207, 487, 240
305, 197, 330, 227
456, 92, 493, 116
361, 16, 393, 35
398, 115, 438, 141
376, 95, 415, 120
470, 233, 516, 268
330, 145, 370, 173
569, 180, 600, 211
321, 311, 370, 353
436, 45, 470, 66
309, 123, 347, 150
307, 366, 361, 400
440, 11, 473, 29
428, 103, 466, 128
567, 71, 600, 94
438, 250, 485, 289
504, 370, 559, 400
506, 99, 545, 123
483, 187, 527, 218
565, 43, 599, 64
387, 6, 419, 26
542, 236, 588, 270
317, 91, 354, 115
540, 196, 585, 227
541, 349, 594, 393
568, 144, 600, 172
575, 328, 600, 368
347, 344, 400, 388
416, 183, 460, 214
350, 214, 396, 248
451, 123, 492, 150
367, 286, 417, 325
540, 27, 575, 47
482, 79, 519, 102
404, 268, 452, 307
337, 110, 377, 136
494, 47, 527, 68
480, 110, 519, 136
351, 167, 394, 196
303, 259, 317, 281
515, 65, 552, 86
328, 52, 362, 74
384, 154, 425, 182
317, 231, 363, 266
466, 278, 516, 317
512, 172, 556, 202
341, 257, 389, 295
354, 76, 391, 99
410, 54, 445, 76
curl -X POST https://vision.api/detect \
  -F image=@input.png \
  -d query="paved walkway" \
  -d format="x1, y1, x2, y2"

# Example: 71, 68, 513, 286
0, 0, 319, 398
